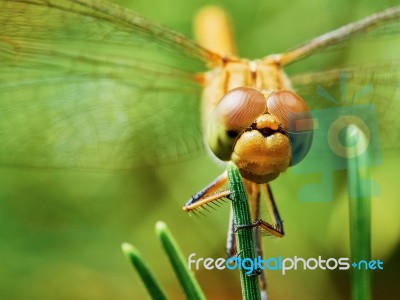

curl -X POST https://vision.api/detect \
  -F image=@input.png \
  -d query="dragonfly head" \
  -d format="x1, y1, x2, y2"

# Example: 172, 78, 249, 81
207, 87, 313, 183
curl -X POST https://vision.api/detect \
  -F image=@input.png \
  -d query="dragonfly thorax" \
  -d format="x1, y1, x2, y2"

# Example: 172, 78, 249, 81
201, 59, 291, 127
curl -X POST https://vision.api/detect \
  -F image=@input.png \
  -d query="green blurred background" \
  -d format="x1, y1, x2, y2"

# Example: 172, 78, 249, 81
1, 0, 399, 299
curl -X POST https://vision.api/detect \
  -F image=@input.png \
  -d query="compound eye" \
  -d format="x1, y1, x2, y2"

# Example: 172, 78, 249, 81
267, 90, 313, 166
267, 90, 311, 130
207, 87, 266, 161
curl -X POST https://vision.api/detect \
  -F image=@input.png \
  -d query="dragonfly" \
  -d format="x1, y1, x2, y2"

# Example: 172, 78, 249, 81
1, 0, 400, 297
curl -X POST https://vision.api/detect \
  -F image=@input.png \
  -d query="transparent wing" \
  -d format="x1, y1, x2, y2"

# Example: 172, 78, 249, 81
0, 0, 222, 169
290, 62, 400, 151
280, 5, 400, 65
280, 6, 400, 152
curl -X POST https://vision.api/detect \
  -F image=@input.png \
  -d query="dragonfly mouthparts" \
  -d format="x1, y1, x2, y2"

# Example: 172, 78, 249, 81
247, 122, 287, 137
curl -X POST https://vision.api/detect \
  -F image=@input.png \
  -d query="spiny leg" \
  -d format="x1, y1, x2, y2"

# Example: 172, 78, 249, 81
183, 170, 237, 256
236, 183, 284, 238
259, 183, 285, 237
226, 207, 236, 258
251, 185, 267, 300
183, 170, 229, 212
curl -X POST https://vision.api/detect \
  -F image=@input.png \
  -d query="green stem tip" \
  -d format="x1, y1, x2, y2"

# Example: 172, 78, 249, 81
346, 126, 372, 300
121, 242, 167, 300
155, 221, 205, 300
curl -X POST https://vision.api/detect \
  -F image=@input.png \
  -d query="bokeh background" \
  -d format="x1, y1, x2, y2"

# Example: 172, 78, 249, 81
1, 0, 399, 299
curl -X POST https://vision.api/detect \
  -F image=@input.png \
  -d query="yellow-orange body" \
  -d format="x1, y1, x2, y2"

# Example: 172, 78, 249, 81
194, 6, 305, 184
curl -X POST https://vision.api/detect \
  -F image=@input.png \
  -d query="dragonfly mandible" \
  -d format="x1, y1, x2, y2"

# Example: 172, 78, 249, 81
1, 0, 400, 297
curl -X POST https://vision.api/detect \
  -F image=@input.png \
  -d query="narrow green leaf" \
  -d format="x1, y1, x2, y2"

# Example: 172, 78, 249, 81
155, 221, 206, 300
121, 243, 168, 300
346, 126, 371, 300
227, 162, 261, 300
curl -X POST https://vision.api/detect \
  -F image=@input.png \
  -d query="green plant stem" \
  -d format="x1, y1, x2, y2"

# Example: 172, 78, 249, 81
346, 126, 371, 300
155, 221, 205, 300
121, 243, 168, 300
227, 162, 261, 300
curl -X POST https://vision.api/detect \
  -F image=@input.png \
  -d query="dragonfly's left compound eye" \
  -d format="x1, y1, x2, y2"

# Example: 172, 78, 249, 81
207, 87, 266, 161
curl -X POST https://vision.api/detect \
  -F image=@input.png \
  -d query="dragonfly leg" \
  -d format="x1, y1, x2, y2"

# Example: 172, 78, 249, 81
259, 183, 285, 237
252, 187, 268, 300
236, 183, 284, 238
183, 170, 229, 212
226, 207, 237, 257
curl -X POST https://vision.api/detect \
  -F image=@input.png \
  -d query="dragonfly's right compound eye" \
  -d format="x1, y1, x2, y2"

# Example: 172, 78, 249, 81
207, 87, 267, 161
